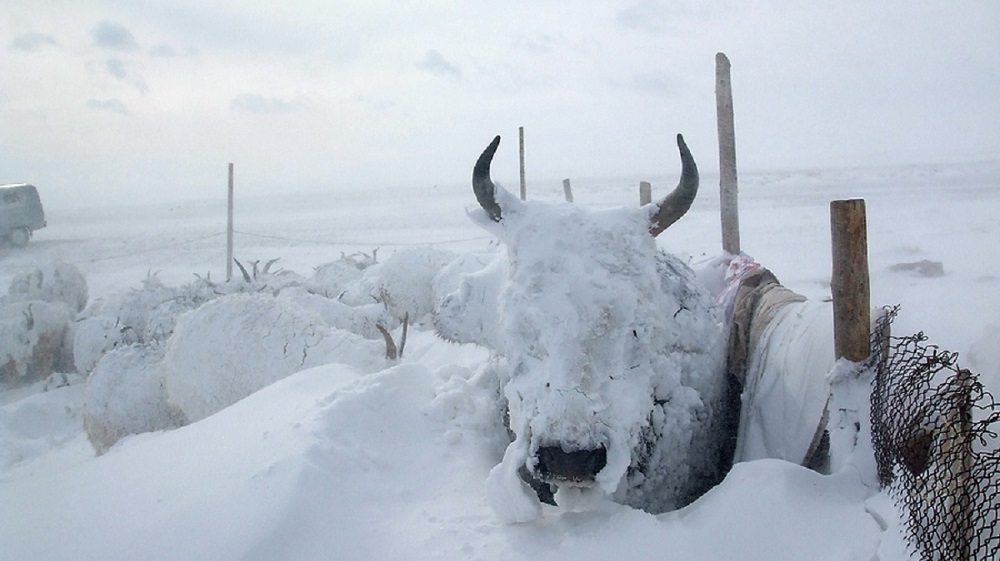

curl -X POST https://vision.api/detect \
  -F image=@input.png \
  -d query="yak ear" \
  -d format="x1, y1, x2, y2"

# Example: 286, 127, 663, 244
647, 133, 699, 237
434, 256, 506, 351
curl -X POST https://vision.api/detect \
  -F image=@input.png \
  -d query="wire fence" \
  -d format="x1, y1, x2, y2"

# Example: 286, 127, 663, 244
2, 230, 494, 268
869, 305, 1000, 561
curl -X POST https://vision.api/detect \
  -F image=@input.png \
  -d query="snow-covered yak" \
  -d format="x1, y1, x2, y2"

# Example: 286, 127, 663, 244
436, 134, 738, 519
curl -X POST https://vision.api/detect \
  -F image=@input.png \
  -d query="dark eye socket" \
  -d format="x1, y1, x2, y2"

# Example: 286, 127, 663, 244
632, 329, 638, 338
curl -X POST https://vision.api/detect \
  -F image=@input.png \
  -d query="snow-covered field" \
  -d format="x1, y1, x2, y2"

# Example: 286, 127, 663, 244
1, 158, 998, 560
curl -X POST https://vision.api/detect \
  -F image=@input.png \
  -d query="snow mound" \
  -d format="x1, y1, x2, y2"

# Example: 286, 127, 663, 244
162, 292, 385, 422
0, 384, 84, 472
0, 362, 884, 561
83, 342, 186, 454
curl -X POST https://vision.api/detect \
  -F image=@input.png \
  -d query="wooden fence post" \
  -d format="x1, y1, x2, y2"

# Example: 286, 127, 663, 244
226, 163, 234, 282
518, 126, 526, 201
639, 181, 652, 206
942, 369, 973, 561
562, 178, 574, 202
716, 52, 741, 255
830, 198, 870, 361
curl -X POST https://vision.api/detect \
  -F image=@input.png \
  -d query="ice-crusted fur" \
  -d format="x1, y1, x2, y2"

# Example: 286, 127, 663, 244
436, 190, 730, 515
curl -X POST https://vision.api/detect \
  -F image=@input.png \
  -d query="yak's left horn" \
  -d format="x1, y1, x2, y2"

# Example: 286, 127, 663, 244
649, 134, 699, 237
473, 135, 503, 223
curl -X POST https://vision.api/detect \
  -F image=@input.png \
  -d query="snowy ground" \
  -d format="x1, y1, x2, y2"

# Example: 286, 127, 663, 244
1, 158, 998, 560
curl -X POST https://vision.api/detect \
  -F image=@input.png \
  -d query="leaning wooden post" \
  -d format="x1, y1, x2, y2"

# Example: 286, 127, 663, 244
639, 181, 652, 206
716, 52, 741, 255
562, 178, 574, 202
830, 199, 870, 361
226, 163, 234, 282
941, 369, 974, 561
518, 126, 527, 201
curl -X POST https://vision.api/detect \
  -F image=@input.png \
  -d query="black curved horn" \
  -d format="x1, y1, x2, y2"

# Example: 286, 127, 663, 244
649, 133, 699, 237
473, 135, 503, 222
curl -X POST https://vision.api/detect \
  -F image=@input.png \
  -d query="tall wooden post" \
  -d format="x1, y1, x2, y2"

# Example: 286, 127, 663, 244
830, 199, 870, 361
639, 181, 652, 206
716, 52, 740, 255
518, 126, 526, 201
562, 178, 574, 202
226, 163, 234, 282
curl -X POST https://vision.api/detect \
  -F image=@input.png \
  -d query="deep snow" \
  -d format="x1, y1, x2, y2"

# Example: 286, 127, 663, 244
1, 158, 998, 560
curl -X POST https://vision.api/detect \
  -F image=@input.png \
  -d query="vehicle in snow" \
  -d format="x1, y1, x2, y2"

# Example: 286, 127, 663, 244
0, 183, 46, 246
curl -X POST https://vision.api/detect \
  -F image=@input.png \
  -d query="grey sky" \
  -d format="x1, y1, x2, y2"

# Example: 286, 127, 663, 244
2, 1, 998, 204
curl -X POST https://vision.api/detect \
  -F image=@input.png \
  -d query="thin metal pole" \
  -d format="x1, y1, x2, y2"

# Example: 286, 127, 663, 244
226, 163, 234, 282
639, 181, 652, 206
518, 126, 526, 201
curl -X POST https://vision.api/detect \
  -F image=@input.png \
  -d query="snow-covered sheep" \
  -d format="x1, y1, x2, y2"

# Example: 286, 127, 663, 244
82, 342, 186, 454
313, 254, 372, 297
341, 248, 456, 325
285, 293, 391, 340
4, 262, 88, 313
162, 292, 385, 422
72, 316, 140, 375
77, 273, 213, 346
72, 274, 209, 374
436, 134, 733, 520
0, 301, 75, 383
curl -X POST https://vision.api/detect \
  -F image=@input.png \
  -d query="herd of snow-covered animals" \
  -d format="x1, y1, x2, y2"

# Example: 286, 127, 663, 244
1, 134, 837, 518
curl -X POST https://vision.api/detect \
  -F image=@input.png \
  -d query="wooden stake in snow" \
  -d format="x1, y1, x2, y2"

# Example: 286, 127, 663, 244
518, 126, 527, 201
941, 369, 973, 561
716, 52, 741, 255
941, 368, 975, 559
226, 163, 234, 282
562, 178, 574, 202
830, 198, 871, 361
639, 181, 652, 206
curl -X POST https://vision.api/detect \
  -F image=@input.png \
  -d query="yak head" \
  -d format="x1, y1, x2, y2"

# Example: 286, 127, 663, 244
437, 134, 725, 512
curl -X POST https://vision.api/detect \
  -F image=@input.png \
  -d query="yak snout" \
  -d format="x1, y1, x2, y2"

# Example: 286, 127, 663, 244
535, 445, 607, 483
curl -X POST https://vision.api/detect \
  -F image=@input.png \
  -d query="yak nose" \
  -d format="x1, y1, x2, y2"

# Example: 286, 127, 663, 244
536, 445, 607, 483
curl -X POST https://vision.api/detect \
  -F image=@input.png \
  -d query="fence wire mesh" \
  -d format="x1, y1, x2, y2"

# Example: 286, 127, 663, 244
869, 306, 1000, 561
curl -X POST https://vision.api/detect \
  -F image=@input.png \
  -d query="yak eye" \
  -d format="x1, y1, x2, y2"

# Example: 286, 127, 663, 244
632, 329, 638, 338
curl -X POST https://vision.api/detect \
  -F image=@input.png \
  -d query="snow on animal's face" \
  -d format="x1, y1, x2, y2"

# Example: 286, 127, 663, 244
436, 133, 726, 517
494, 200, 677, 492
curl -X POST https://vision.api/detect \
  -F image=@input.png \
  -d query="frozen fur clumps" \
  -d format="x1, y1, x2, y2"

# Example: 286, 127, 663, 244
437, 196, 729, 517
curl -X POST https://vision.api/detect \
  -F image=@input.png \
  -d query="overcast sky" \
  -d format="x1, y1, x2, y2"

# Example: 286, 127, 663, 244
2, 1, 998, 204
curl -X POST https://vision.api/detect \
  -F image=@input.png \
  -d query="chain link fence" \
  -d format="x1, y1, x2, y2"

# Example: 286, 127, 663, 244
869, 306, 1000, 561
